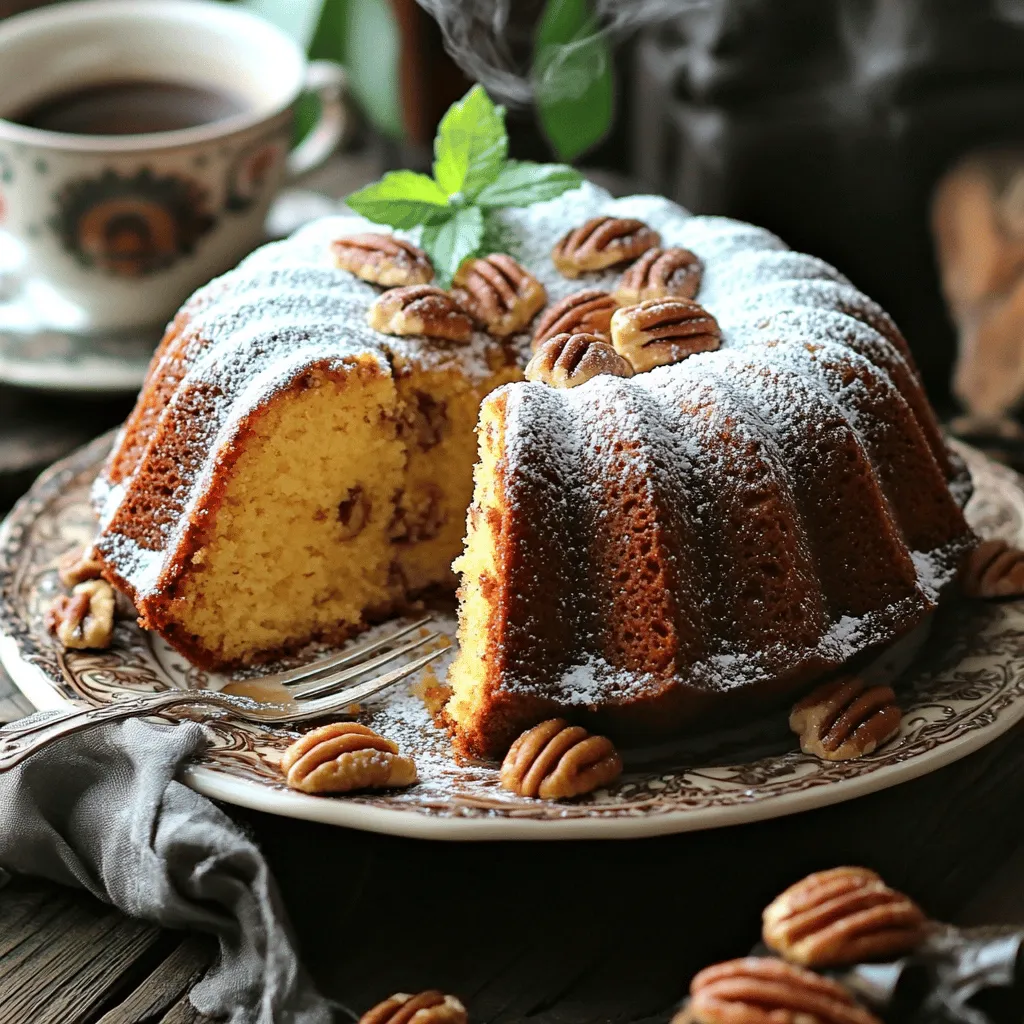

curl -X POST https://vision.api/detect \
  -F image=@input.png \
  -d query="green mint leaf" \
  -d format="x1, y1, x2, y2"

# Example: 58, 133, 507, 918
346, 171, 450, 228
533, 0, 614, 161
420, 206, 484, 287
433, 85, 508, 200
476, 160, 584, 208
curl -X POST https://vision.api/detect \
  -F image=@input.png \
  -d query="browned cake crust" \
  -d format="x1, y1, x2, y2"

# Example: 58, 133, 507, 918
444, 199, 974, 760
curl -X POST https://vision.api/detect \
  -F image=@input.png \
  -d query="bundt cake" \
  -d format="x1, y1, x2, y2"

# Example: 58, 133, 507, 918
92, 181, 973, 757
443, 187, 975, 758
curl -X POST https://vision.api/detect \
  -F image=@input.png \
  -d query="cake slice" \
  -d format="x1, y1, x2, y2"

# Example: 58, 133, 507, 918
92, 220, 520, 669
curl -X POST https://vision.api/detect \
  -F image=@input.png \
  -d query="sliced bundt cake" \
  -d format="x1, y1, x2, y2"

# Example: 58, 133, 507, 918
92, 221, 522, 669
93, 180, 972, 750
444, 190, 974, 758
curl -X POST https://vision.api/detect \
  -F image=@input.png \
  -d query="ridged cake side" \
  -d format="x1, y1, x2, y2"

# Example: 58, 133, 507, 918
446, 190, 974, 758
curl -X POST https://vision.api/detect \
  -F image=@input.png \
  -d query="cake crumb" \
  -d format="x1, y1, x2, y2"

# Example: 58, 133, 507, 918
411, 663, 453, 717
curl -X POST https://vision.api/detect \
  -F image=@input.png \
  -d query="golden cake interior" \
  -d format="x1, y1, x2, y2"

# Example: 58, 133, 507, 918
163, 358, 517, 666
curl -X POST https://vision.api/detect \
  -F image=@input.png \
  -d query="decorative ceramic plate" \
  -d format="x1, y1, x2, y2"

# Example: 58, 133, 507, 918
2, 436, 1024, 840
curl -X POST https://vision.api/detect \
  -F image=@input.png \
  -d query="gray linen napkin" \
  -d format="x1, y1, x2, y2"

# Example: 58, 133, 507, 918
0, 708, 333, 1024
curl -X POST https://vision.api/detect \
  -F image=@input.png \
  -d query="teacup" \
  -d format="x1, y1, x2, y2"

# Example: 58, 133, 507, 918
0, 0, 346, 333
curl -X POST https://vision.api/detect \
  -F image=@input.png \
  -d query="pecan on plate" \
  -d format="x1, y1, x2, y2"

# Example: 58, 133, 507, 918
45, 579, 116, 650
552, 216, 660, 278
790, 676, 901, 761
281, 722, 417, 795
611, 297, 721, 373
525, 332, 634, 390
368, 285, 473, 343
531, 289, 618, 350
614, 247, 703, 305
763, 867, 928, 968
452, 254, 547, 337
961, 537, 1024, 598
500, 718, 622, 799
674, 957, 881, 1024
332, 233, 434, 287
57, 544, 105, 588
359, 991, 468, 1024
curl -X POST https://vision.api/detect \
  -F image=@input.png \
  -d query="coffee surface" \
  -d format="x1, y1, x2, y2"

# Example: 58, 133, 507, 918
8, 80, 247, 135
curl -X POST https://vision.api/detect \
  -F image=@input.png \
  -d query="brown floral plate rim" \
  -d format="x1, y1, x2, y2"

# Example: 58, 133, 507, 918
2, 434, 1024, 841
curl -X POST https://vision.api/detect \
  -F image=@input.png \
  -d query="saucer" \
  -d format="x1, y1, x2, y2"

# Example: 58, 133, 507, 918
0, 188, 344, 394
0, 230, 163, 393
0, 319, 160, 393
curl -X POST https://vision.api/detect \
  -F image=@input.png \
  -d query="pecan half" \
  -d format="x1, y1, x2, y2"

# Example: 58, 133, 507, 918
961, 537, 1024, 598
360, 991, 468, 1024
368, 286, 473, 343
531, 289, 618, 350
57, 544, 105, 587
500, 718, 623, 799
611, 297, 722, 373
45, 579, 116, 650
614, 247, 703, 305
337, 486, 370, 540
452, 254, 547, 337
790, 676, 902, 761
332, 233, 433, 287
281, 722, 417, 794
763, 867, 928, 968
552, 216, 660, 278
675, 958, 881, 1024
525, 332, 634, 389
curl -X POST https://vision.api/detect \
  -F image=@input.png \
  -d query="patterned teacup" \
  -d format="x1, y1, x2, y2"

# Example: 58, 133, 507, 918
0, 0, 346, 332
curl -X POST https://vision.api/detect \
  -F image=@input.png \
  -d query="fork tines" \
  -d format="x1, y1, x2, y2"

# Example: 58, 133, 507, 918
257, 615, 447, 708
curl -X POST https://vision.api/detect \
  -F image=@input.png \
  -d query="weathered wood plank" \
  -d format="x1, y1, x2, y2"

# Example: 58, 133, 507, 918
159, 991, 215, 1024
96, 934, 216, 1024
0, 881, 76, 958
0, 883, 164, 1024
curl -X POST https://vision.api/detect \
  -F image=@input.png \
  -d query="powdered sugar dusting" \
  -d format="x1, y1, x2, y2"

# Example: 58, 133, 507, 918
94, 177, 971, 713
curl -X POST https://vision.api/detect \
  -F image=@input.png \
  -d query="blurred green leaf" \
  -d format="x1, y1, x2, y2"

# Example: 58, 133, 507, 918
533, 0, 614, 162
343, 0, 402, 139
308, 0, 348, 60
237, 0, 324, 46
346, 171, 450, 227
476, 160, 584, 208
421, 206, 485, 287
433, 85, 507, 200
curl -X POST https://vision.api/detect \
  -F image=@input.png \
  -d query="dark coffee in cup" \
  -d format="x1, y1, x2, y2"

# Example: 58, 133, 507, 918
9, 80, 248, 135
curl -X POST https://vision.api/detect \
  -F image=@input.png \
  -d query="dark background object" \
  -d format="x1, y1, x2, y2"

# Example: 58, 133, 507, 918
630, 0, 1024, 414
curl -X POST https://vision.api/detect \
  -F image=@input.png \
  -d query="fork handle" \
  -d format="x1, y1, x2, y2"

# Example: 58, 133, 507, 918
0, 691, 208, 772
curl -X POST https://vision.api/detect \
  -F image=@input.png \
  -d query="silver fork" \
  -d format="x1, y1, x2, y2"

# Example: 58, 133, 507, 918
0, 616, 444, 771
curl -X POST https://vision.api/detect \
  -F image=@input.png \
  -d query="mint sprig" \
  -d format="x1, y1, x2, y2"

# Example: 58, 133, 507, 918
346, 85, 584, 286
